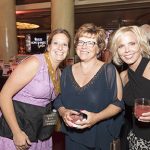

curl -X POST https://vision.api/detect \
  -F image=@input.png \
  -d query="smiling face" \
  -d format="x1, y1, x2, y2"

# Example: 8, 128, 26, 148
117, 31, 142, 67
76, 34, 99, 62
48, 33, 69, 63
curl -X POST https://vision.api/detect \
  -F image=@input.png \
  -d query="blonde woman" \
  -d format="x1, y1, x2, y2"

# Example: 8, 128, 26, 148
111, 26, 150, 150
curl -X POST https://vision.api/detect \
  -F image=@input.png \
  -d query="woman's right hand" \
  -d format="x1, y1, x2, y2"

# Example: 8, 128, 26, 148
58, 107, 80, 127
13, 130, 32, 150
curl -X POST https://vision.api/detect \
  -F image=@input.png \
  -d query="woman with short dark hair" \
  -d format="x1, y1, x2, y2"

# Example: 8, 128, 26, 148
54, 23, 124, 150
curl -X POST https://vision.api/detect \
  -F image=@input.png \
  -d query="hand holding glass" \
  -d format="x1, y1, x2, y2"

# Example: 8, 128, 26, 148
134, 98, 150, 119
70, 110, 87, 123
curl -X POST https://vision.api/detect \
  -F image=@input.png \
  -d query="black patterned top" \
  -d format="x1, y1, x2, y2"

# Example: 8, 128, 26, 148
123, 57, 150, 140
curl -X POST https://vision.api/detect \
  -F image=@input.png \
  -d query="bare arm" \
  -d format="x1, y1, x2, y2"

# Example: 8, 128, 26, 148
120, 70, 128, 86
0, 56, 39, 148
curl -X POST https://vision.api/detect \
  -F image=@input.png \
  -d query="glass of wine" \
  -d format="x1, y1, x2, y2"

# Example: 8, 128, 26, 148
134, 98, 150, 119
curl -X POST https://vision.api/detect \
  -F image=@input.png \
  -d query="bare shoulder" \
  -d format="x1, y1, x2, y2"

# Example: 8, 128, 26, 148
144, 61, 150, 79
12, 55, 40, 78
20, 55, 40, 66
120, 70, 127, 79
147, 61, 150, 72
1, 55, 41, 95
120, 70, 128, 86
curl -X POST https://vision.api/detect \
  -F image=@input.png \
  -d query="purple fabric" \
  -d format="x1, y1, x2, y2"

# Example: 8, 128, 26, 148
0, 54, 56, 149
0, 137, 52, 150
13, 54, 56, 106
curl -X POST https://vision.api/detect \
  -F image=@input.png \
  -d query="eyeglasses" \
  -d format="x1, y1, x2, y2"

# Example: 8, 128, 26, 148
77, 40, 97, 48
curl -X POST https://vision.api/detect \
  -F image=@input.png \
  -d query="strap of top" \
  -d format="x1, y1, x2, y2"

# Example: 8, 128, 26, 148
127, 57, 150, 103
133, 57, 149, 76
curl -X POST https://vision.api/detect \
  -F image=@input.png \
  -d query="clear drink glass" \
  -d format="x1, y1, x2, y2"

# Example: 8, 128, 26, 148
134, 98, 150, 119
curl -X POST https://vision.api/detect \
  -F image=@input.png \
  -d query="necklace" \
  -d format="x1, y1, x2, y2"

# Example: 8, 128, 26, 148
44, 52, 61, 95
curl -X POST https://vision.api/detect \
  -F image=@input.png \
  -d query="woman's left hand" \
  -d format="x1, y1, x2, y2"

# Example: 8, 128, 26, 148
138, 112, 150, 122
73, 110, 99, 129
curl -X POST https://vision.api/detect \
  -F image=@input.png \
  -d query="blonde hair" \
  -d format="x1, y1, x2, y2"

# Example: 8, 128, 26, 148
110, 26, 150, 66
140, 24, 150, 41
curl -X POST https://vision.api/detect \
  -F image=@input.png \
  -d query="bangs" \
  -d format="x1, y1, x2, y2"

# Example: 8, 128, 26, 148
79, 32, 96, 39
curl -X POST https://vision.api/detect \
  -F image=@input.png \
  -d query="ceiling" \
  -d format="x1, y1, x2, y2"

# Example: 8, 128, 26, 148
16, 0, 150, 33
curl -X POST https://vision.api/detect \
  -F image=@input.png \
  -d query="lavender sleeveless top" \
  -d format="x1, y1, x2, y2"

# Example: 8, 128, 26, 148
13, 54, 56, 107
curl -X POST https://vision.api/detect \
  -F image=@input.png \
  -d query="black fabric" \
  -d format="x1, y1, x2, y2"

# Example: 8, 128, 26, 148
54, 63, 124, 150
0, 100, 56, 142
65, 135, 96, 150
122, 57, 150, 147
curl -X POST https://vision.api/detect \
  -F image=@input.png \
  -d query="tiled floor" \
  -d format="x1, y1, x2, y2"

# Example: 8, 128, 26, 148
52, 132, 65, 150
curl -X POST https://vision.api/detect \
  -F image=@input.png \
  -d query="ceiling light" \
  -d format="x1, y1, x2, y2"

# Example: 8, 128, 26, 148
16, 22, 40, 30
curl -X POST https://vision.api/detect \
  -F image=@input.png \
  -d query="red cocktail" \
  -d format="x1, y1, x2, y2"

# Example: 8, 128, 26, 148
134, 98, 150, 118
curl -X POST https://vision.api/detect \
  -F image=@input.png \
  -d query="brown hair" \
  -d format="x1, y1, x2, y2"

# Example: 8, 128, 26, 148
74, 23, 106, 52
